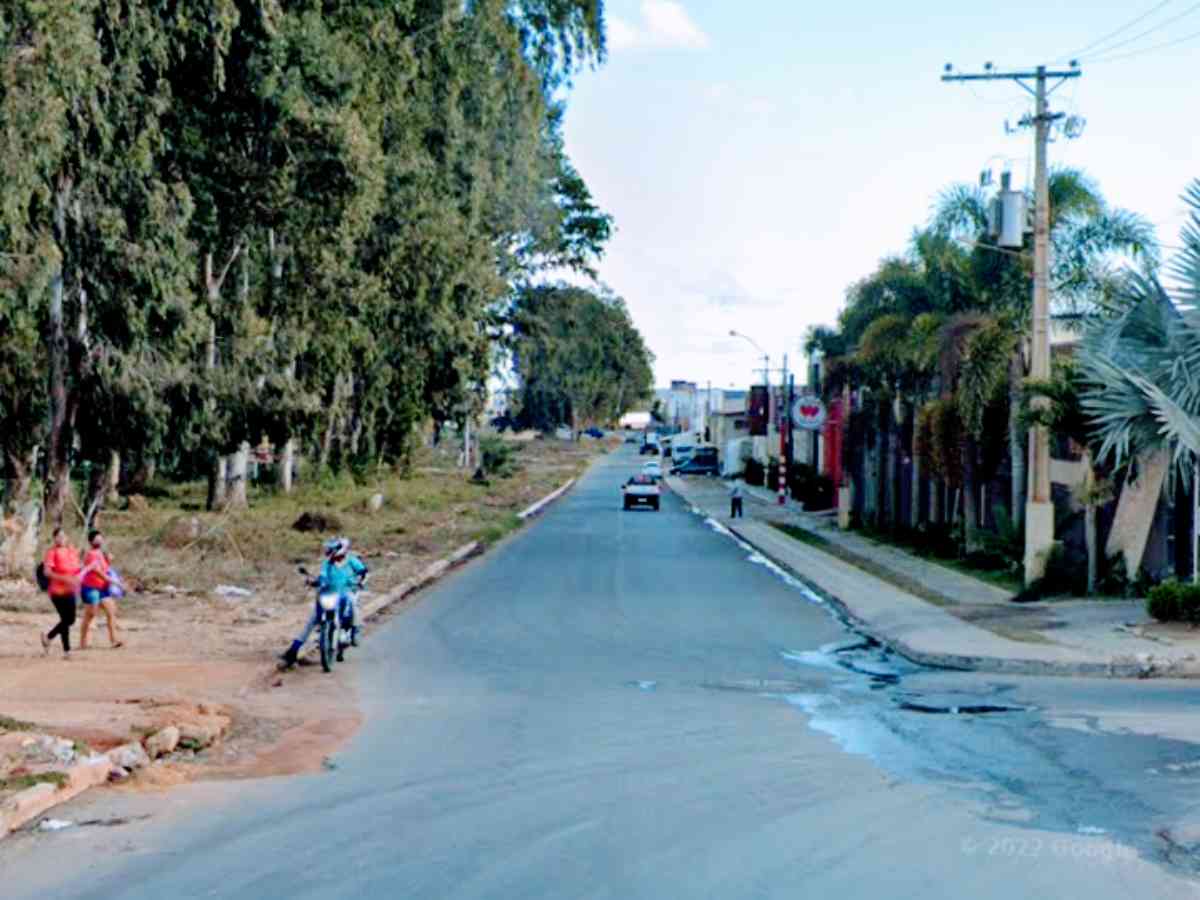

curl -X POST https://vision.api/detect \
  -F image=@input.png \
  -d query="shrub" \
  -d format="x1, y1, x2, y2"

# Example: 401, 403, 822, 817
787, 464, 835, 510
1145, 580, 1200, 623
1147, 581, 1181, 622
479, 436, 517, 478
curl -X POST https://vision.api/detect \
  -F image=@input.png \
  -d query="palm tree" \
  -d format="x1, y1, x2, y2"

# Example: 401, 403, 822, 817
1078, 180, 1200, 581
932, 168, 1157, 531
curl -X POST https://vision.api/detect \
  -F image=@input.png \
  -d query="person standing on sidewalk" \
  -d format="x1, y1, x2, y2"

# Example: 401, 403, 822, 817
40, 527, 82, 659
730, 481, 745, 519
78, 529, 124, 650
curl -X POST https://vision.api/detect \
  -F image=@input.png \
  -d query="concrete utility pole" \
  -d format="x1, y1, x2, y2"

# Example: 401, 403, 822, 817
941, 62, 1081, 585
778, 354, 789, 506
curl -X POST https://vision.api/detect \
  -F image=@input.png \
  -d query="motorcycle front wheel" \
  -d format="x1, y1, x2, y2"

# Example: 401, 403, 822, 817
319, 616, 337, 673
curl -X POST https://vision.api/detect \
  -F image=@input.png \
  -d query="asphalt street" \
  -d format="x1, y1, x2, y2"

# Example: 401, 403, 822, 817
4, 446, 1200, 898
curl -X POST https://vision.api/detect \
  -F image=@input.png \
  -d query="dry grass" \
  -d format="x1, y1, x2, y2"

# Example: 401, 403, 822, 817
78, 437, 598, 607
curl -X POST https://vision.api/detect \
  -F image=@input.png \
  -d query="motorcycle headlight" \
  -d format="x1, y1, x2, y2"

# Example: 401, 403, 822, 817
318, 593, 339, 611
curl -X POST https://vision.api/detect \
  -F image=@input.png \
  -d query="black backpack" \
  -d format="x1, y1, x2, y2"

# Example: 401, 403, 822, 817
35, 562, 50, 591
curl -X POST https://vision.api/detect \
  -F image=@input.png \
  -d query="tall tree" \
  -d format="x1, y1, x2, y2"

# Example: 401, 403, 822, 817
509, 285, 653, 433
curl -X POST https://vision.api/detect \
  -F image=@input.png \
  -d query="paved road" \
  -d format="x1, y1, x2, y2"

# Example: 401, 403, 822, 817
5, 447, 1200, 897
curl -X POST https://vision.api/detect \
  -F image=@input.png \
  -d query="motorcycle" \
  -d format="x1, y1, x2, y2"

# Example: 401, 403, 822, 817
297, 566, 357, 673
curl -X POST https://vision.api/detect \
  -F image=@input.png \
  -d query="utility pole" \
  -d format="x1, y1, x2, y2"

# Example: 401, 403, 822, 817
941, 62, 1080, 585
778, 354, 789, 505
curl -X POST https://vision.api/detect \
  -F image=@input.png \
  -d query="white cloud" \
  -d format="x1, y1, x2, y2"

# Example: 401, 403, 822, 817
609, 1, 710, 52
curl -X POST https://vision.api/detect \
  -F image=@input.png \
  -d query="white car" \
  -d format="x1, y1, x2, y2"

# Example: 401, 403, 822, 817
622, 475, 661, 511
642, 461, 663, 480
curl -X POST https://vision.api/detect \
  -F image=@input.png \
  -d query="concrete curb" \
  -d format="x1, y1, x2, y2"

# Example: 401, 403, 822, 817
719, 519, 1200, 680
0, 476, 584, 836
518, 478, 576, 520
661, 472, 1200, 680
1, 756, 112, 838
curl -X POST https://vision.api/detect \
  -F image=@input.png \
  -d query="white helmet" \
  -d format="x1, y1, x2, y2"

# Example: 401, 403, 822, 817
324, 537, 350, 559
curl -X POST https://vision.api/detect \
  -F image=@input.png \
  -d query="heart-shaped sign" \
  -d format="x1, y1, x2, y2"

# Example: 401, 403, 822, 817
800, 406, 820, 418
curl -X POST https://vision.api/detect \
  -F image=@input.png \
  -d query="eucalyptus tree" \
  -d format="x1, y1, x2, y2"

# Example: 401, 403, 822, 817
509, 284, 653, 433
0, 0, 201, 524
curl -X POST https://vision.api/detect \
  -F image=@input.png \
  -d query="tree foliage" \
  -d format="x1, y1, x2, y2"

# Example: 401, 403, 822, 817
509, 284, 653, 432
0, 0, 622, 514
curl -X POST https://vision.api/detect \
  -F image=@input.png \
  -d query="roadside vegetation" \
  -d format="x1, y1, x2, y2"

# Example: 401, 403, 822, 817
0, 1, 652, 543
808, 171, 1200, 595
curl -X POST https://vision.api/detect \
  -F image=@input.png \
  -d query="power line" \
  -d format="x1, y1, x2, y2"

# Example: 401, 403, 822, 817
1078, 1, 1200, 60
1086, 23, 1200, 62
1055, 0, 1175, 61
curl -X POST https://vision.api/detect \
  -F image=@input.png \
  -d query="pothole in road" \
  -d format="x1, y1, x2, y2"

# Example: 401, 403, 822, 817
895, 700, 1027, 716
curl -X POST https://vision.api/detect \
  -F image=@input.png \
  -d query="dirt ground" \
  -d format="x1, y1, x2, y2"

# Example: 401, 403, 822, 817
0, 436, 607, 791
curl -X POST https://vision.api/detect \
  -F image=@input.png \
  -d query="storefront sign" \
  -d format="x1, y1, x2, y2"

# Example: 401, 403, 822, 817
791, 395, 826, 431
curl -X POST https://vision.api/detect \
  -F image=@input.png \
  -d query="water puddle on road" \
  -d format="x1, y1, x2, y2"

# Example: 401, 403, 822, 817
777, 637, 1200, 877
690, 499, 1200, 875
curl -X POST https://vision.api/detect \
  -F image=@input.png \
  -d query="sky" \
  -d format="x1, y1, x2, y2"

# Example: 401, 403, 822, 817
559, 0, 1200, 392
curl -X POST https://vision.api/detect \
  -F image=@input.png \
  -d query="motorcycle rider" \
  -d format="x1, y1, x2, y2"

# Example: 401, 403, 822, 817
280, 537, 369, 667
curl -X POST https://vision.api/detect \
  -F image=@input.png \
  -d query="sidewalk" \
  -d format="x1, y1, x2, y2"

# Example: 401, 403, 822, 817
669, 475, 1200, 679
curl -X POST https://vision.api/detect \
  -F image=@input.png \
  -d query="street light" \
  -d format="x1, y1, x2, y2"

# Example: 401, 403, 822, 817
729, 330, 770, 385
729, 330, 790, 505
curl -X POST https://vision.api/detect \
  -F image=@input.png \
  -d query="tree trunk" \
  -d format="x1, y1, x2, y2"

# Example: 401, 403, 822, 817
1009, 350, 1026, 529
3, 448, 37, 514
320, 409, 336, 471
910, 415, 922, 530
202, 246, 241, 511
1, 499, 42, 578
44, 180, 76, 527
878, 422, 888, 532
225, 443, 249, 509
962, 439, 981, 553
105, 450, 121, 506
46, 255, 72, 527
891, 395, 904, 535
83, 461, 108, 533
280, 439, 295, 493
208, 456, 228, 510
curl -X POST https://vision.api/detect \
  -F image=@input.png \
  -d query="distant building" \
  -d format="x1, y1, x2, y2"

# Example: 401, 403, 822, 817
486, 386, 514, 419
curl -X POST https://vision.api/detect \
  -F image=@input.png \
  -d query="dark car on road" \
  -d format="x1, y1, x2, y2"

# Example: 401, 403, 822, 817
671, 446, 719, 476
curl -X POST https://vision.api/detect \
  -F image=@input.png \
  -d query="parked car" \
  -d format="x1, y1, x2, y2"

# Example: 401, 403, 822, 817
642, 460, 663, 481
584, 427, 605, 438
624, 433, 640, 444
669, 444, 694, 465
622, 474, 661, 511
671, 446, 719, 476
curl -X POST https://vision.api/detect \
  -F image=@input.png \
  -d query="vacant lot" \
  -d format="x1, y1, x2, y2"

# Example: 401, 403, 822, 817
0, 436, 603, 782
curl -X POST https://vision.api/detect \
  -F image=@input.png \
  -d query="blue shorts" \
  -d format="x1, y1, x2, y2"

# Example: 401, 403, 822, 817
81, 586, 111, 606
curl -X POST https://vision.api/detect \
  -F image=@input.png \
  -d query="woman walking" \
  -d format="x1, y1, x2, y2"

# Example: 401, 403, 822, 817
40, 527, 81, 659
79, 529, 123, 650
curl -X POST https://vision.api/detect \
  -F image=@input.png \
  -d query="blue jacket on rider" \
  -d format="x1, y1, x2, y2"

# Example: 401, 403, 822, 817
319, 555, 368, 596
